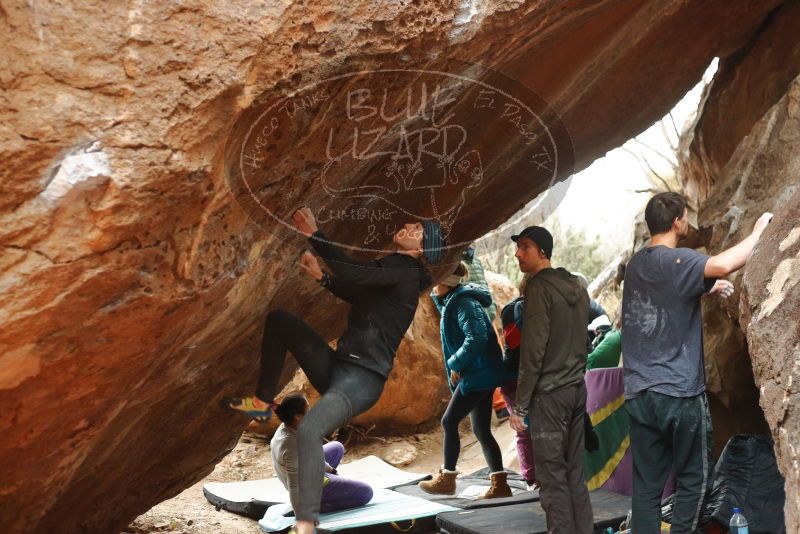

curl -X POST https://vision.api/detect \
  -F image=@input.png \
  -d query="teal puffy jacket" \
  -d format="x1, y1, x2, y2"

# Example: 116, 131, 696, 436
431, 284, 504, 394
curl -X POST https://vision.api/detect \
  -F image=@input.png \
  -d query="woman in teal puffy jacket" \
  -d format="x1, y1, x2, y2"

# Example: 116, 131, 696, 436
419, 263, 511, 498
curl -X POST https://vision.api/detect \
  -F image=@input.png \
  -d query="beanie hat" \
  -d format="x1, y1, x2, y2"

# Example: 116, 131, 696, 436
511, 226, 553, 258
422, 220, 445, 264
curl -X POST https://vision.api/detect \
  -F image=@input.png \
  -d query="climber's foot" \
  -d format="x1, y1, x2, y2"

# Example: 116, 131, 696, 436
219, 395, 273, 422
289, 519, 317, 534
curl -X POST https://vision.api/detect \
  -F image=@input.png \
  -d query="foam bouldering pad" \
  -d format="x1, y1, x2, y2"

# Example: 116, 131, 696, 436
317, 488, 458, 532
436, 489, 631, 533
393, 469, 538, 510
259, 489, 458, 533
204, 455, 429, 519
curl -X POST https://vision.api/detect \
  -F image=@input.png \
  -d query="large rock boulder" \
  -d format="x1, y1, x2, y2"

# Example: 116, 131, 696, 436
486, 270, 519, 316
680, 0, 800, 526
0, 1, 785, 532
741, 187, 800, 530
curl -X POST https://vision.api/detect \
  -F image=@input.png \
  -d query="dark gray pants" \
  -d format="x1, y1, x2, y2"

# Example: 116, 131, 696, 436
255, 310, 385, 522
295, 362, 384, 522
625, 391, 713, 534
529, 383, 593, 534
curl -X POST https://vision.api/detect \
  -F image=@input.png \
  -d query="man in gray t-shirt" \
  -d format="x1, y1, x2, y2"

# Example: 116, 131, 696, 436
623, 245, 714, 400
621, 192, 772, 533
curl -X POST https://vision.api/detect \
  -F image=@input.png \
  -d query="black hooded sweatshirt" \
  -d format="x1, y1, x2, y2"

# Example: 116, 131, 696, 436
309, 231, 433, 379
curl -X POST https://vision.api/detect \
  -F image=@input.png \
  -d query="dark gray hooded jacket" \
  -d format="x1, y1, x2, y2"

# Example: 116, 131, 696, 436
514, 267, 589, 416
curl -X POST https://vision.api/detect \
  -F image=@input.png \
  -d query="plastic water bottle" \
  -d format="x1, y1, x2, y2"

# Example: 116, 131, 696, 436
730, 507, 749, 534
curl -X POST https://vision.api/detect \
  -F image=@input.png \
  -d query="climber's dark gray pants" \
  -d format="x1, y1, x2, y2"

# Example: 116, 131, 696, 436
625, 391, 713, 534
253, 310, 385, 521
295, 361, 384, 522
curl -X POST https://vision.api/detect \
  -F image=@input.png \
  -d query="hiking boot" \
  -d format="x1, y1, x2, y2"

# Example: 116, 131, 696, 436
219, 395, 273, 421
478, 471, 513, 499
418, 468, 458, 495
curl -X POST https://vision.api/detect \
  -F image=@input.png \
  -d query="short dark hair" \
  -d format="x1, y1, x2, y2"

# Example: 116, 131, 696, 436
275, 393, 308, 424
453, 262, 468, 278
644, 192, 687, 235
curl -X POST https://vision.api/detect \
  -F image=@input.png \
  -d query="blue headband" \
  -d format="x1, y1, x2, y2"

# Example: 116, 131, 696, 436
422, 220, 444, 264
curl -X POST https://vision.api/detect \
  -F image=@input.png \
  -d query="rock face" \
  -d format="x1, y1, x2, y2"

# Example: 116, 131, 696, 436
680, 0, 800, 527
741, 188, 800, 531
0, 1, 788, 533
486, 270, 519, 320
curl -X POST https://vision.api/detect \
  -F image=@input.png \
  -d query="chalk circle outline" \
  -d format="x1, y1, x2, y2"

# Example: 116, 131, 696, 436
233, 66, 574, 255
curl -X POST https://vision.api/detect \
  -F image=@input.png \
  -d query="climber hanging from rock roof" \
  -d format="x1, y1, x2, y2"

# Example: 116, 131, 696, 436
221, 207, 444, 534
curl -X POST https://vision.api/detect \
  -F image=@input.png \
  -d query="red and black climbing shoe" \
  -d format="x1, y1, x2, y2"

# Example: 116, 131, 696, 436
219, 396, 274, 422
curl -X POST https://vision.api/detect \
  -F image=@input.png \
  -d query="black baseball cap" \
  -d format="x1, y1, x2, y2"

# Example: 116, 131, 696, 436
511, 226, 553, 258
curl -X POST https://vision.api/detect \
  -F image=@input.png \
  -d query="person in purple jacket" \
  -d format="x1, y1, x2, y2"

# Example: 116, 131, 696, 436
270, 394, 373, 515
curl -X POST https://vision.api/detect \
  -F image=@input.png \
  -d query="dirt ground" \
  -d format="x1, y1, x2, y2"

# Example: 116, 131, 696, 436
123, 415, 519, 534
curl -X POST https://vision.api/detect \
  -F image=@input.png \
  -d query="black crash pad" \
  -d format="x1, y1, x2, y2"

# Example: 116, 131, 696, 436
436, 489, 630, 534
394, 469, 538, 510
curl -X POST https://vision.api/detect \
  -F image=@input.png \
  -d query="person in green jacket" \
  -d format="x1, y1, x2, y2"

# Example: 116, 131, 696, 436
419, 262, 511, 499
586, 328, 622, 370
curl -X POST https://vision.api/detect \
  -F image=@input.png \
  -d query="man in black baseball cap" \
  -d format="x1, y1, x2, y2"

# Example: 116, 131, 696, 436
511, 226, 553, 269
508, 225, 594, 533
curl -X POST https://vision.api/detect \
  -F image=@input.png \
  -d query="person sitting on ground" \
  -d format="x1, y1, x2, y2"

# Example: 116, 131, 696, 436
419, 262, 511, 499
271, 394, 373, 515
499, 273, 537, 489
221, 207, 443, 534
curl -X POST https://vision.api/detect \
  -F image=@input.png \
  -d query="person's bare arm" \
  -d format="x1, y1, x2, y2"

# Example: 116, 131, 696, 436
704, 212, 772, 278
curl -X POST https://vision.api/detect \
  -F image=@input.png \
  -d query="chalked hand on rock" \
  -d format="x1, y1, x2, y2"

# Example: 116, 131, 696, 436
753, 212, 774, 234
299, 251, 323, 281
292, 206, 318, 237
709, 279, 734, 299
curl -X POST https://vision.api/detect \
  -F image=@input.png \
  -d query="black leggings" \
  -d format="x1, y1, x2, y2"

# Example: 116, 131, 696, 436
256, 309, 339, 402
255, 310, 385, 522
442, 384, 504, 472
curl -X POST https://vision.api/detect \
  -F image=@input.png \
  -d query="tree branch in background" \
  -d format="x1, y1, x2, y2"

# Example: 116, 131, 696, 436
621, 145, 674, 193
632, 137, 678, 171
668, 112, 681, 141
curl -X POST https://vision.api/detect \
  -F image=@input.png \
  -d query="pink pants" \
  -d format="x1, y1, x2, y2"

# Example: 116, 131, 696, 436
500, 380, 536, 483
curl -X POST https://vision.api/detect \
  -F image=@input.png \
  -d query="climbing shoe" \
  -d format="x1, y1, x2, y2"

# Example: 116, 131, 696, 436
219, 395, 273, 421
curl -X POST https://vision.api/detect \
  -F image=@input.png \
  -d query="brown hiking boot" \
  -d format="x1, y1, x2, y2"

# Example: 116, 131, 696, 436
478, 471, 513, 499
418, 468, 458, 495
